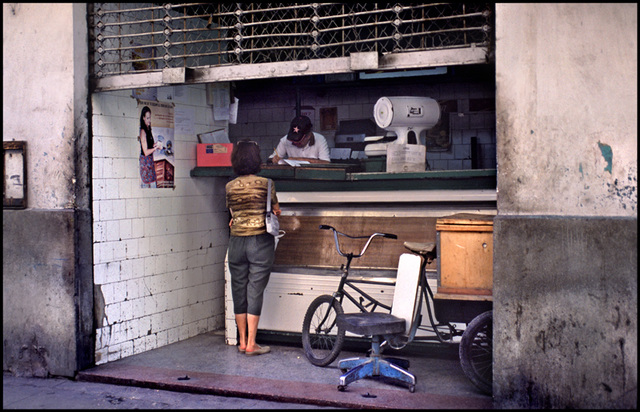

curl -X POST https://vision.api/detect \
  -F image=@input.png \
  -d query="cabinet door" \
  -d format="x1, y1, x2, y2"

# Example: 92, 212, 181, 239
438, 229, 493, 295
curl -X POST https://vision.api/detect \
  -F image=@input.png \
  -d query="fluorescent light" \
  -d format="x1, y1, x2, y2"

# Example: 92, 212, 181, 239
359, 67, 447, 79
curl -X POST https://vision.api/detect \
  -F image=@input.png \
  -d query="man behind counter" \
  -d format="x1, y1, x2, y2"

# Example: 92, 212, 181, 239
269, 115, 330, 165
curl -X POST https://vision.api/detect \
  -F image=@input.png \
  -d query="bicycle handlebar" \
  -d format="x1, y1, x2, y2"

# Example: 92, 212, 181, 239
319, 224, 397, 258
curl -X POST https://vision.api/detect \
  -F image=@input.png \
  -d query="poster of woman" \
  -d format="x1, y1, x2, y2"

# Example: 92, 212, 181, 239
137, 99, 175, 188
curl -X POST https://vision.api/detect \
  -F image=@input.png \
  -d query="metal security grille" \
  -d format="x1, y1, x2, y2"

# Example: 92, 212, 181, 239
88, 3, 493, 88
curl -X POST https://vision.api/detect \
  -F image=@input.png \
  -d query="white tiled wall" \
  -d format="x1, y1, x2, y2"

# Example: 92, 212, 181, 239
91, 86, 229, 364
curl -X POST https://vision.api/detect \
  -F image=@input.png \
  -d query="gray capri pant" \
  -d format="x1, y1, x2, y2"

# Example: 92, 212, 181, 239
227, 233, 275, 316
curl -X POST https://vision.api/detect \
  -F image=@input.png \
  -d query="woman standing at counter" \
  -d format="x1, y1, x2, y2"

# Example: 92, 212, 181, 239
226, 139, 281, 356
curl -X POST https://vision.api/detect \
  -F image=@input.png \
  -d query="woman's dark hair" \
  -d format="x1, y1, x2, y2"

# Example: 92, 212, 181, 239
139, 106, 152, 138
231, 139, 262, 175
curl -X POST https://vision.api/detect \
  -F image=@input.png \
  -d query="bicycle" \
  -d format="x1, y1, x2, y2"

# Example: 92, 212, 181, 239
300, 224, 493, 395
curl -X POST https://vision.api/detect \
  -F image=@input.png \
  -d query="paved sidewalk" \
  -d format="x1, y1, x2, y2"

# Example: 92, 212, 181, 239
3, 373, 330, 409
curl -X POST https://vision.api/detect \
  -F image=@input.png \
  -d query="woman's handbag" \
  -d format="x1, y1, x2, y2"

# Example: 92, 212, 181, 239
265, 179, 280, 236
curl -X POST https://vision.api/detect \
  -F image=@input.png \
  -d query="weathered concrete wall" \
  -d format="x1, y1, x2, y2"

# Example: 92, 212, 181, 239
3, 3, 78, 210
2, 3, 92, 377
494, 216, 637, 408
3, 210, 76, 376
494, 4, 637, 408
495, 3, 637, 217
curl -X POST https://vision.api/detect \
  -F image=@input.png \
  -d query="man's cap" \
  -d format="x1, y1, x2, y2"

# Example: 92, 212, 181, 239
287, 115, 312, 142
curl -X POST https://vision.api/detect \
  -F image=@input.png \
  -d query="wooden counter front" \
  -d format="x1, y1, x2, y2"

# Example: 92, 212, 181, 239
274, 215, 438, 271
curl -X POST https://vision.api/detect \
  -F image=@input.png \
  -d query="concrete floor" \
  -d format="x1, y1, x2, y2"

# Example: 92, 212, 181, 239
78, 330, 493, 409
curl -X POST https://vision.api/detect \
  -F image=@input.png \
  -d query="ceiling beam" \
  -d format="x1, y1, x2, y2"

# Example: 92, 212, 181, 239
92, 47, 488, 92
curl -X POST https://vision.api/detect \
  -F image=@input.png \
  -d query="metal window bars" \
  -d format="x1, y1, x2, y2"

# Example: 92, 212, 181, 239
88, 3, 493, 83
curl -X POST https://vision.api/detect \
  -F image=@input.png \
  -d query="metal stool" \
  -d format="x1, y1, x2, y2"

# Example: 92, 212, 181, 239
336, 253, 422, 393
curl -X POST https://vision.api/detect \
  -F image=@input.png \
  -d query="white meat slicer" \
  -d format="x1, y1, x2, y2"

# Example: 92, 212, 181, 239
365, 96, 441, 157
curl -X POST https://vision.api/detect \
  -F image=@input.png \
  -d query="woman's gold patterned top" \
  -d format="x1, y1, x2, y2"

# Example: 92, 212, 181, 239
225, 175, 279, 236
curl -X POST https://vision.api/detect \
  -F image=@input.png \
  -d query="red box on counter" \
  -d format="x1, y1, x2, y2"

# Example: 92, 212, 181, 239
196, 143, 233, 167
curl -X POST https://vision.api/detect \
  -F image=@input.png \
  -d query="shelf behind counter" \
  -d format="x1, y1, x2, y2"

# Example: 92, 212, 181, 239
190, 163, 497, 193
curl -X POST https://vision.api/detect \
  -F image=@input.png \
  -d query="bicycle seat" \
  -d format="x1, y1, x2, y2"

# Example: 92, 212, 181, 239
403, 241, 436, 257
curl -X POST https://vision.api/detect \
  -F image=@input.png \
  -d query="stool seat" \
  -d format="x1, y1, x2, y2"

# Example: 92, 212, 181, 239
337, 313, 405, 336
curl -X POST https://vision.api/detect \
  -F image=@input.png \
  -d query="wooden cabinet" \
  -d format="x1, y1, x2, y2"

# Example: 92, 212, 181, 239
436, 213, 494, 298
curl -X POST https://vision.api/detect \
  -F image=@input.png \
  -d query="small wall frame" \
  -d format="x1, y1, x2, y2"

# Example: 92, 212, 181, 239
320, 107, 338, 131
3, 141, 27, 209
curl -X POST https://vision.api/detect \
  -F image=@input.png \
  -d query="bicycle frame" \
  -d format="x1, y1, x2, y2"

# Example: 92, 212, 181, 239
312, 225, 396, 334
303, 224, 493, 394
321, 225, 461, 346
332, 254, 394, 314
410, 259, 461, 344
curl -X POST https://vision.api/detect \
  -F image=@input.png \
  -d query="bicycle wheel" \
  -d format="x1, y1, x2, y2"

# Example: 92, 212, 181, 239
459, 310, 493, 395
301, 295, 345, 367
